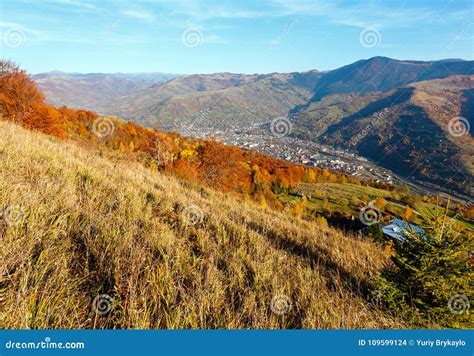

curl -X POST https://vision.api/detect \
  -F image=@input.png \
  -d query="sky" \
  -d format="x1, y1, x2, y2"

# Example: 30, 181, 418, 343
0, 0, 472, 74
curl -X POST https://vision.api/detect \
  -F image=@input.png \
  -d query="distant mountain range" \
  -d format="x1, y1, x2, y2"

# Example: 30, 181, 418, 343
33, 57, 473, 196
33, 71, 178, 113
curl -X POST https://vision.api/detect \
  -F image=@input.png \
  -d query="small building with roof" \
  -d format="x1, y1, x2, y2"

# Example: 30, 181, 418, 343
382, 218, 425, 242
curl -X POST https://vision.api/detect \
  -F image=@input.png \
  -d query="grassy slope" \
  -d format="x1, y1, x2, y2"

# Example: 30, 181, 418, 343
292, 183, 474, 231
0, 121, 406, 329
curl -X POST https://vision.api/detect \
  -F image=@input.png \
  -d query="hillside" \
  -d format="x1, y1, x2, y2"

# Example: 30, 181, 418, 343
104, 71, 321, 132
32, 58, 474, 196
299, 76, 474, 196
1, 60, 386, 215
33, 71, 177, 113
0, 121, 402, 329
305, 57, 473, 103
2, 60, 472, 330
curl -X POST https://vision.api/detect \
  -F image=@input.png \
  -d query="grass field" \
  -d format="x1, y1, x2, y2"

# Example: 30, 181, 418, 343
0, 121, 412, 329
289, 183, 474, 231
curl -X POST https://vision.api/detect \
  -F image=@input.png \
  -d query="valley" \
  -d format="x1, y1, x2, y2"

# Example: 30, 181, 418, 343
1, 58, 473, 331
33, 57, 474, 200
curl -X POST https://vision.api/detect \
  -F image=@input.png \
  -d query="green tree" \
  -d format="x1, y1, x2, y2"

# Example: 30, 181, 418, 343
373, 200, 473, 328
368, 223, 384, 244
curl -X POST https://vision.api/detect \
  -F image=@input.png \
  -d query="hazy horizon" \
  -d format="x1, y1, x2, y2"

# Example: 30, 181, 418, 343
28, 56, 472, 76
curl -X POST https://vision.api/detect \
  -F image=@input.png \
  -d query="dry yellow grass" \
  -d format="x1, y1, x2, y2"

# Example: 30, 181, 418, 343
0, 121, 406, 329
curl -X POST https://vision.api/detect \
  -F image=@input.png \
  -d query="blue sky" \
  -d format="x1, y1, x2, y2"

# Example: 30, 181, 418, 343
0, 0, 472, 74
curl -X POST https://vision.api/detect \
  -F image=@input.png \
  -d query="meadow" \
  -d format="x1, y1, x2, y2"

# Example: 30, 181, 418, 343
0, 121, 406, 329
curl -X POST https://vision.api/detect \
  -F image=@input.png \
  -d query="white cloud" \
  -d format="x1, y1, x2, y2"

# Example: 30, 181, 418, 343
0, 21, 42, 35
204, 34, 230, 44
121, 9, 156, 22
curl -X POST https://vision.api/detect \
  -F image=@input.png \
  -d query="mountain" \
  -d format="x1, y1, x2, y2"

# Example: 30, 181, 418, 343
103, 71, 322, 133
32, 71, 178, 113
306, 56, 474, 103
32, 57, 474, 196
295, 75, 474, 196
2, 59, 472, 329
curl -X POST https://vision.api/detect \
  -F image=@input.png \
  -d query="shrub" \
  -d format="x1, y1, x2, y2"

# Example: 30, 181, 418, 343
315, 215, 328, 226
368, 223, 384, 244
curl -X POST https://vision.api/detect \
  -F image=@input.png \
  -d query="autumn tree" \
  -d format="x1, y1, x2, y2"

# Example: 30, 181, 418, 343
0, 60, 65, 137
373, 197, 387, 211
403, 206, 414, 221
0, 60, 44, 121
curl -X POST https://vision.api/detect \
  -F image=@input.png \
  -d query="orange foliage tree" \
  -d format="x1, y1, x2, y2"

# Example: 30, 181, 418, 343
0, 60, 65, 137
